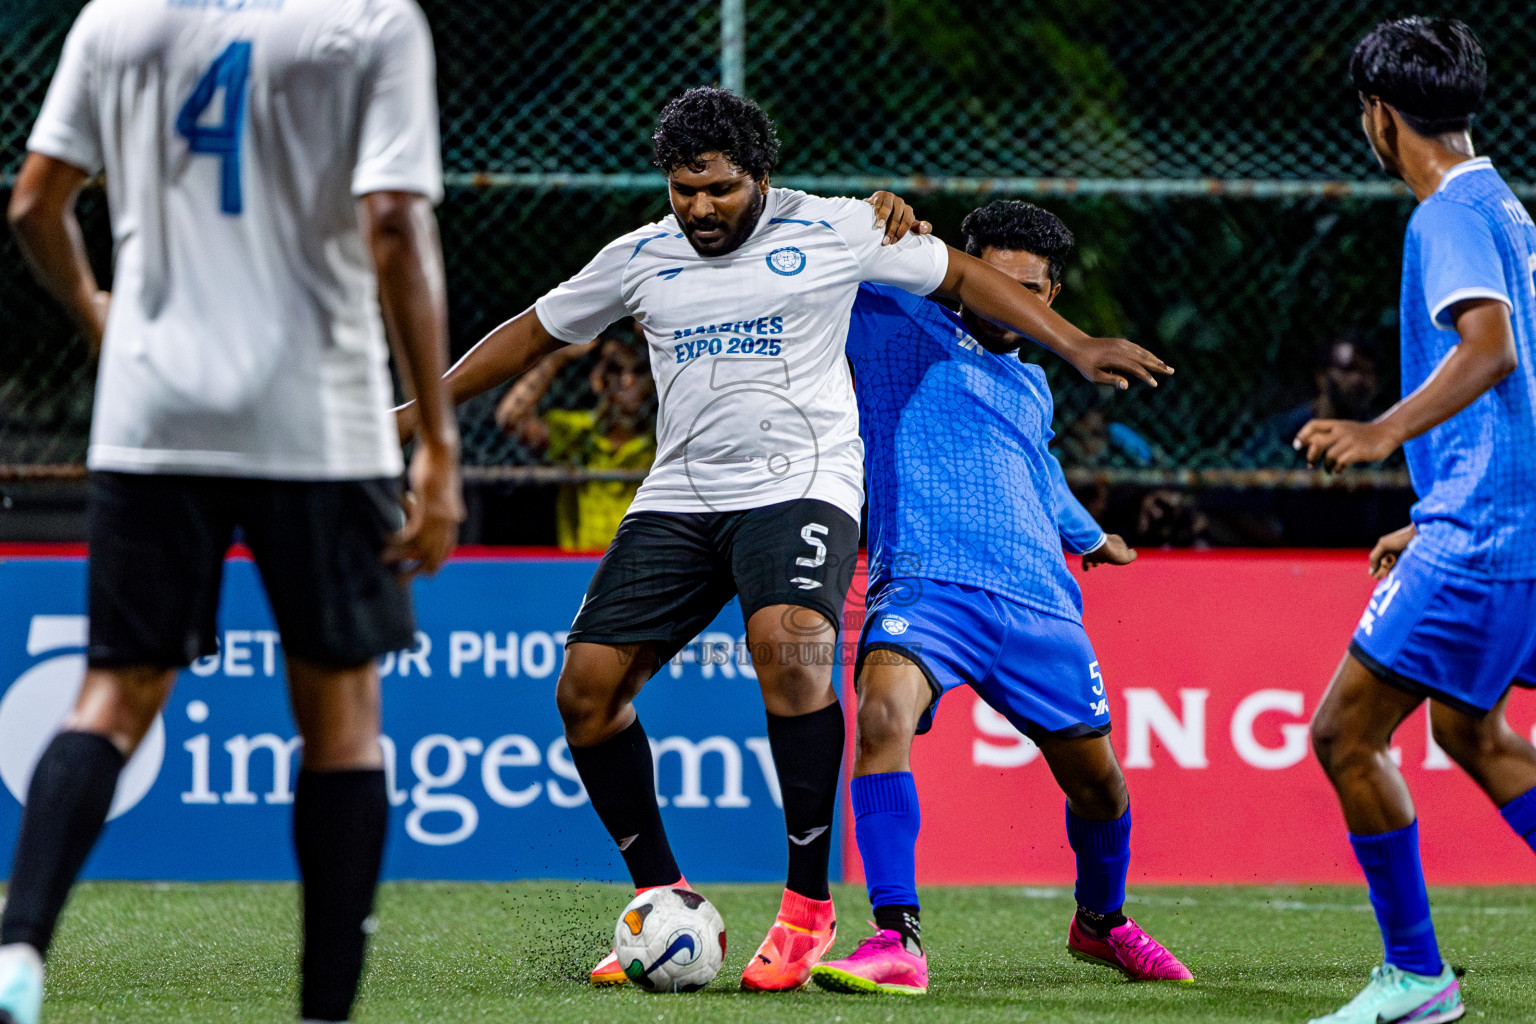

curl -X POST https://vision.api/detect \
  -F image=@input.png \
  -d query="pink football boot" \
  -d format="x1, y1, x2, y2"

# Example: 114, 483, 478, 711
1067, 915, 1193, 982
811, 926, 928, 996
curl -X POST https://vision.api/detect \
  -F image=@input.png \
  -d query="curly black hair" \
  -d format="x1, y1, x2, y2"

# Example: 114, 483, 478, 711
959, 201, 1074, 286
651, 87, 780, 179
1350, 18, 1485, 136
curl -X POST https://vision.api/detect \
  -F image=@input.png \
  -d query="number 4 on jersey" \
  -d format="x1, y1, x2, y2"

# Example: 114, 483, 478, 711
175, 41, 252, 215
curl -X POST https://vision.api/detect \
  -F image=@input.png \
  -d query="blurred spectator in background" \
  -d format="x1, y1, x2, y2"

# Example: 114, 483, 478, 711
1054, 405, 1158, 469
495, 321, 656, 551
1134, 488, 1212, 548
1246, 330, 1382, 464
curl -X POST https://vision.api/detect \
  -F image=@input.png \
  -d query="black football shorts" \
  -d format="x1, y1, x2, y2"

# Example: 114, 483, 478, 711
87, 471, 415, 669
566, 497, 859, 666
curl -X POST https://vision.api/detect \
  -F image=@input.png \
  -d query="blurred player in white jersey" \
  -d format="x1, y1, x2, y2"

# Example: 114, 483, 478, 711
397, 86, 1168, 992
0, 1, 462, 1021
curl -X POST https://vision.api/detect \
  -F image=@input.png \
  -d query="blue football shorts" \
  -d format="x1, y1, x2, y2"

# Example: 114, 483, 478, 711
1350, 543, 1536, 716
855, 577, 1111, 741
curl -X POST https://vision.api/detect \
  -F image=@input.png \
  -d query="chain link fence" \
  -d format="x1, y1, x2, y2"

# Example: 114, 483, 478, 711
3, 0, 1532, 495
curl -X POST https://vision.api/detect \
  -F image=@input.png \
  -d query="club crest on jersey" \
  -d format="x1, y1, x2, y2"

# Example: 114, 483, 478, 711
766, 247, 807, 276
880, 615, 909, 636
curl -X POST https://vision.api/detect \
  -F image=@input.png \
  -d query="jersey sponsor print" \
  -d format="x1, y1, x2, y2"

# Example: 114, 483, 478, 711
533, 190, 949, 517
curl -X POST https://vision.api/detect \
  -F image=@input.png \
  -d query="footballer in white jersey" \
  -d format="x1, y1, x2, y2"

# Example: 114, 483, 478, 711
534, 186, 947, 521
396, 86, 1168, 993
1, 1, 462, 1021
30, 0, 443, 479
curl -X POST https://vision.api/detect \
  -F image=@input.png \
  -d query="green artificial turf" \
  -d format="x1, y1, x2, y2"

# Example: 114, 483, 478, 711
15, 881, 1536, 1022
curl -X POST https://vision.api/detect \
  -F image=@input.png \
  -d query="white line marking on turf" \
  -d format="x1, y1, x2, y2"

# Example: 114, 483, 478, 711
1003, 888, 1529, 915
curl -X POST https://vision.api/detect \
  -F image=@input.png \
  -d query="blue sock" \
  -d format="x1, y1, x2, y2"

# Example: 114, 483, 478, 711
1065, 804, 1132, 913
851, 772, 920, 911
1499, 785, 1536, 854
1349, 821, 1442, 977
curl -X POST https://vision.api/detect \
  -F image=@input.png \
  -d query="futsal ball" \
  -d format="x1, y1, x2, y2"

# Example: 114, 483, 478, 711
612, 887, 726, 992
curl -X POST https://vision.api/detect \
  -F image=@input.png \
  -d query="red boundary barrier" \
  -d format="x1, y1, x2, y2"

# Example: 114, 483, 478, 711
8, 544, 1529, 884
841, 551, 1536, 886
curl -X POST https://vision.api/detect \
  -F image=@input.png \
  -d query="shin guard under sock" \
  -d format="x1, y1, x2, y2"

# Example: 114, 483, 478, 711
851, 771, 921, 911
767, 702, 845, 901
567, 718, 681, 889
1349, 821, 1443, 977
1065, 803, 1132, 922
0, 731, 125, 954
294, 768, 388, 1023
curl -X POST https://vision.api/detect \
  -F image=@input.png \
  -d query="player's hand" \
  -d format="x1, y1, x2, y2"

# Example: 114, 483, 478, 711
867, 191, 932, 246
394, 401, 421, 447
384, 438, 464, 579
1069, 336, 1174, 389
1368, 523, 1416, 579
1294, 419, 1400, 472
1082, 534, 1137, 571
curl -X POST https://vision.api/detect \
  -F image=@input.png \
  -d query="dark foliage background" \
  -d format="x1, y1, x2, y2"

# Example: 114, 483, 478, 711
0, 1, 1521, 498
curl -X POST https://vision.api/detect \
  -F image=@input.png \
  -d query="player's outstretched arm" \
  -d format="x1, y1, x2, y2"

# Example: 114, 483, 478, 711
1295, 298, 1516, 472
8, 152, 109, 353
365, 189, 464, 577
1047, 450, 1136, 570
935, 247, 1173, 389
394, 307, 566, 444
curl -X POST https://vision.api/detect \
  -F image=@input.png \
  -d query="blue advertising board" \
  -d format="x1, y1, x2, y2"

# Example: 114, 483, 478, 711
0, 552, 839, 883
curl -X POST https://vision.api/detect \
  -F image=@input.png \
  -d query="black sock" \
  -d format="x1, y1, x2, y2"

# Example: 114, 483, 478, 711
567, 718, 681, 889
874, 904, 922, 954
294, 768, 388, 1023
767, 701, 844, 901
0, 731, 125, 955
1075, 905, 1128, 939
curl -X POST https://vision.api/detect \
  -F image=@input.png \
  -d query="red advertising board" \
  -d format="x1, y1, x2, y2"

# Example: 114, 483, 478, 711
842, 551, 1536, 886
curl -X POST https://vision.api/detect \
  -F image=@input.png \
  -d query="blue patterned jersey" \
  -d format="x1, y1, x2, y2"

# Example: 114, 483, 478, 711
847, 283, 1099, 622
1400, 158, 1536, 579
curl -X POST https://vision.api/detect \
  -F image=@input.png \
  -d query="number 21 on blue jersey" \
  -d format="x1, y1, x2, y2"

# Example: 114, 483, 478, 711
175, 41, 252, 215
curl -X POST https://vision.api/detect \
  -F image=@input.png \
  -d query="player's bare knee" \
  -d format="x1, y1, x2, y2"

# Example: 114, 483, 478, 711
1309, 706, 1353, 774
554, 674, 603, 737
555, 673, 632, 746
1312, 722, 1382, 783
64, 666, 176, 756
1063, 774, 1127, 820
555, 644, 648, 743
757, 660, 835, 717
1082, 763, 1130, 818
855, 692, 917, 757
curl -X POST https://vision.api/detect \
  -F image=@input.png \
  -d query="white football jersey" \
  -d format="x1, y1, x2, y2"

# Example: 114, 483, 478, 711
29, 0, 442, 479
535, 189, 949, 519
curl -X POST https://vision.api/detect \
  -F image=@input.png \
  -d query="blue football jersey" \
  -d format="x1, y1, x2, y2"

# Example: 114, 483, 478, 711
1399, 158, 1536, 579
847, 282, 1101, 622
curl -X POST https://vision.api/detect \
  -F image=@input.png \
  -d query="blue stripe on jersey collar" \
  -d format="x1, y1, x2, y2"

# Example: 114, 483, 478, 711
1437, 156, 1494, 192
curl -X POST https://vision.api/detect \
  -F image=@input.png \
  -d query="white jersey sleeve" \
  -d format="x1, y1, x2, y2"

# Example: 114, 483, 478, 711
26, 4, 104, 174
352, 0, 442, 202
821, 196, 949, 295
534, 226, 660, 344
